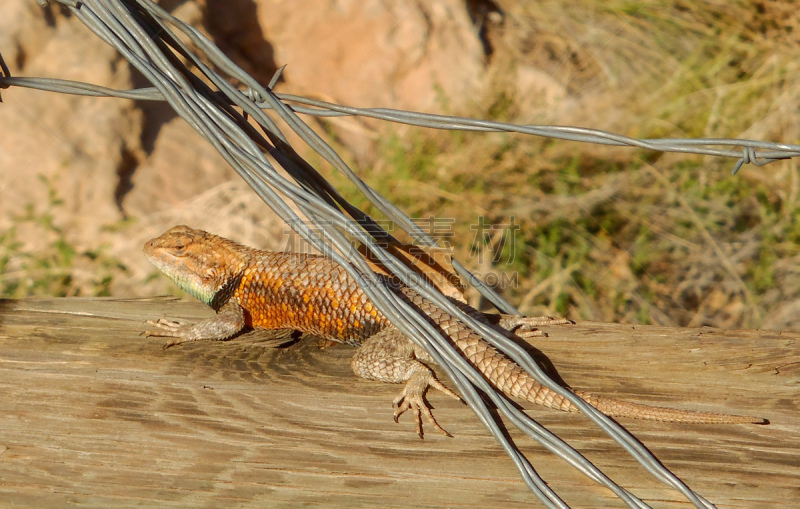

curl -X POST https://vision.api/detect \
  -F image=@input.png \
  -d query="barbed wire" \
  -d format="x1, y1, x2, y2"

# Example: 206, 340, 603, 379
4, 75, 798, 179
2, 0, 789, 507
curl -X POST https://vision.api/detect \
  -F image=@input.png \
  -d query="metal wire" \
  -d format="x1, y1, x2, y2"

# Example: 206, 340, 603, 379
3, 0, 789, 506
1, 77, 796, 178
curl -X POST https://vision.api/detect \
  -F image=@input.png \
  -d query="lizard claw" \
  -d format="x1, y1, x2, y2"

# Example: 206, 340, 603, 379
514, 327, 547, 339
145, 317, 188, 333
161, 337, 190, 349
393, 392, 451, 439
391, 370, 461, 438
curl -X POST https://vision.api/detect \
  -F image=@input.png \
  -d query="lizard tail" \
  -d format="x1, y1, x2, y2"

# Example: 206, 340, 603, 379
462, 339, 768, 424
571, 390, 768, 424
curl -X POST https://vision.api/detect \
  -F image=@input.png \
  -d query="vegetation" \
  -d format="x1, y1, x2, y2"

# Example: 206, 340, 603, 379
5, 2, 799, 332
0, 175, 127, 298
325, 1, 800, 330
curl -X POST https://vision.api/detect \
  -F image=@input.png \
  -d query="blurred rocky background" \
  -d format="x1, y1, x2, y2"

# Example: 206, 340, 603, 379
1, 0, 799, 330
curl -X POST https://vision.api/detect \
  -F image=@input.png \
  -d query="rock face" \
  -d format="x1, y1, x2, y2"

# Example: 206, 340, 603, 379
0, 0, 492, 296
0, 2, 140, 230
254, 0, 485, 111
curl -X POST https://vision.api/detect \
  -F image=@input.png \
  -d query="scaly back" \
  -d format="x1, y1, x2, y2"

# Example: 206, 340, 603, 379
144, 225, 390, 344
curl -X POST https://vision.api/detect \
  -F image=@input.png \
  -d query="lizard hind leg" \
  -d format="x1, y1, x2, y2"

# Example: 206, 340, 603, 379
351, 329, 461, 438
496, 314, 575, 339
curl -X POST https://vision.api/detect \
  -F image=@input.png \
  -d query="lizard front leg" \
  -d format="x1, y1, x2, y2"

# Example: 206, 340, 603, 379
351, 328, 462, 438
145, 300, 246, 348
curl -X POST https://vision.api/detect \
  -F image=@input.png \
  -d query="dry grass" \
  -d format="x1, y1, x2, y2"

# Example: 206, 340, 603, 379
324, 1, 800, 330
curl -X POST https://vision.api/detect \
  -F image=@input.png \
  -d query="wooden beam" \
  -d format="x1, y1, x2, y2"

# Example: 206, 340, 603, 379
0, 297, 796, 507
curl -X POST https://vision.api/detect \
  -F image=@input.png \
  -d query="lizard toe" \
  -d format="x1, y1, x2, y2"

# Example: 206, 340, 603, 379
427, 377, 463, 403
392, 391, 452, 439
513, 326, 547, 339
391, 370, 454, 438
144, 318, 189, 338
162, 337, 191, 349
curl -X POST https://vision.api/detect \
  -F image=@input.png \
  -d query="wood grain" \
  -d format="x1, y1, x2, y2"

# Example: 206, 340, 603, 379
0, 297, 797, 508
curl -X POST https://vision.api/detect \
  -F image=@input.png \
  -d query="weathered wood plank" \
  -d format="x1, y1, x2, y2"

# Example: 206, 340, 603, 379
0, 297, 797, 508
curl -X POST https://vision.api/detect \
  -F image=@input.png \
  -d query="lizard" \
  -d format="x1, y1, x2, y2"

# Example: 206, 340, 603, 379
143, 225, 768, 437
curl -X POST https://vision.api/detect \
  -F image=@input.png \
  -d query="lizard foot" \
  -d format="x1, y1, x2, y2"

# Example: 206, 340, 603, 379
143, 318, 194, 348
143, 302, 246, 349
499, 315, 574, 339
392, 370, 462, 439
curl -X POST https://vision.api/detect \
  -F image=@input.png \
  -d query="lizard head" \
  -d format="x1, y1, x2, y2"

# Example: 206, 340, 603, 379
144, 225, 250, 307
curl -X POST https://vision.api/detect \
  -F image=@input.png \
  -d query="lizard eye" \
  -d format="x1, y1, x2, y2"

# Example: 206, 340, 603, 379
172, 243, 186, 254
